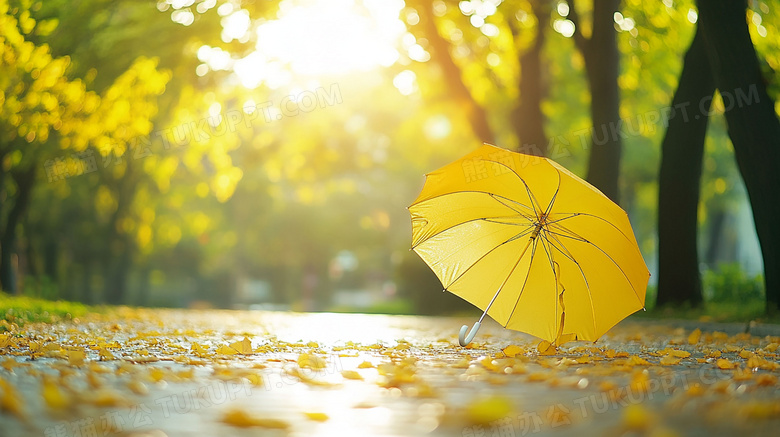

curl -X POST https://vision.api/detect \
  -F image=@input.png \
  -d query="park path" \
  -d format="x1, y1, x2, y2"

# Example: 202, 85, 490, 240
0, 309, 779, 437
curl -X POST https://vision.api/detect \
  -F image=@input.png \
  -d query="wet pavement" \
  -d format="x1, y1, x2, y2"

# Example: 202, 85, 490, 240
0, 309, 779, 436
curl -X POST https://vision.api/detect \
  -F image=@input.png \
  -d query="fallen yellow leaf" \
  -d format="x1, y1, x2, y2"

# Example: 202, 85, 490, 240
502, 344, 523, 358
716, 358, 738, 370
341, 370, 363, 380
229, 337, 253, 355
466, 395, 513, 425
221, 408, 290, 429
687, 328, 702, 345
304, 411, 329, 421
298, 353, 327, 370
42, 377, 69, 410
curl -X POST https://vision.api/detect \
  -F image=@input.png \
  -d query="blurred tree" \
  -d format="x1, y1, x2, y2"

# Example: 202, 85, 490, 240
567, 0, 622, 202
656, 26, 713, 308
697, 0, 780, 314
510, 0, 550, 155
413, 0, 495, 144
0, 0, 96, 293
408, 0, 550, 154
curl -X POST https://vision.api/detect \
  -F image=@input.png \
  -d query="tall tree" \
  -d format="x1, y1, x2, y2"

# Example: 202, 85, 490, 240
510, 1, 550, 156
410, 0, 552, 155
567, 0, 622, 203
0, 1, 92, 292
415, 0, 495, 144
697, 0, 780, 314
655, 27, 714, 307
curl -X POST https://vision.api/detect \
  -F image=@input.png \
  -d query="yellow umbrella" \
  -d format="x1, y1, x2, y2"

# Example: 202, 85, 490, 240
409, 144, 649, 347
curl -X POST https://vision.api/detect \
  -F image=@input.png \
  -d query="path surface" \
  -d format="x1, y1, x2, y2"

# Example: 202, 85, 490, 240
1, 309, 779, 436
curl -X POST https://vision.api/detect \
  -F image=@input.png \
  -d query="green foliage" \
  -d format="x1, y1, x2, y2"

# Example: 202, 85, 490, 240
0, 292, 94, 328
703, 263, 765, 303
327, 298, 416, 315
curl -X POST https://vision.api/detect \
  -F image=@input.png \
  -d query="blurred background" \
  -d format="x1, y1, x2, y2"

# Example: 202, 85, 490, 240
0, 0, 776, 315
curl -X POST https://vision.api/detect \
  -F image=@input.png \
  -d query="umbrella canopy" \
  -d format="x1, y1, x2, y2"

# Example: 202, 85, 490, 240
409, 144, 649, 346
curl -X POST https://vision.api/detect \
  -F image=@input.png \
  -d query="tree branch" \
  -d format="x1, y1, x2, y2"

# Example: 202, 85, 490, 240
566, 0, 589, 56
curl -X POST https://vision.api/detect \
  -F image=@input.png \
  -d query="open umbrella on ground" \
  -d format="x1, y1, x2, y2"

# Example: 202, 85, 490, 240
409, 144, 649, 347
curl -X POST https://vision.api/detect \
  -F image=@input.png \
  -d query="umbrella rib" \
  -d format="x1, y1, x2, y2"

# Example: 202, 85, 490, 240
442, 227, 535, 289
543, 169, 562, 217
411, 215, 533, 250
480, 159, 542, 219
410, 191, 535, 216
544, 228, 645, 308
488, 193, 536, 218
542, 230, 591, 290
505, 237, 539, 324
547, 212, 638, 251
542, 229, 598, 337
537, 235, 561, 338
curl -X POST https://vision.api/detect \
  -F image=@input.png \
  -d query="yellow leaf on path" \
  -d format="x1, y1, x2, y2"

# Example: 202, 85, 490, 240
246, 374, 263, 386
716, 359, 738, 370
623, 404, 650, 430
466, 395, 513, 425
42, 377, 69, 409
191, 343, 209, 357
537, 341, 557, 356
221, 408, 290, 429
357, 361, 375, 369
502, 344, 523, 358
480, 357, 498, 371
668, 349, 691, 358
298, 353, 327, 370
626, 355, 650, 366
0, 377, 25, 418
2, 358, 22, 372
68, 350, 85, 366
304, 412, 329, 421
89, 388, 129, 407
127, 380, 149, 395
659, 356, 681, 366
687, 328, 702, 345
341, 370, 363, 380
229, 337, 253, 355
527, 372, 549, 382
99, 348, 116, 361
216, 344, 239, 355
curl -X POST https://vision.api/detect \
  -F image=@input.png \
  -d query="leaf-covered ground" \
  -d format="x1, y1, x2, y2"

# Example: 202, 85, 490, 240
0, 308, 778, 436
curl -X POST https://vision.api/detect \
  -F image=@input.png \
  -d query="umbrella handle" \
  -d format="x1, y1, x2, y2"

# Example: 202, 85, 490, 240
458, 322, 481, 347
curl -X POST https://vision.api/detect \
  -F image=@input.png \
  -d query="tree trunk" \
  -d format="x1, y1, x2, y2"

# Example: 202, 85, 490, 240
81, 261, 93, 304
136, 265, 151, 306
416, 0, 495, 144
655, 27, 714, 308
704, 209, 726, 267
567, 0, 622, 203
698, 0, 780, 314
0, 167, 36, 294
583, 0, 622, 203
511, 1, 549, 156
105, 243, 130, 305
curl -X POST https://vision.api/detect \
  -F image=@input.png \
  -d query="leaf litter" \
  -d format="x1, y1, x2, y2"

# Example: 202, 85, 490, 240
0, 308, 777, 436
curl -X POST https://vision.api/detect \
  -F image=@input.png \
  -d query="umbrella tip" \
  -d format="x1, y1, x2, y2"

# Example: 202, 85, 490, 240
642, 307, 646, 312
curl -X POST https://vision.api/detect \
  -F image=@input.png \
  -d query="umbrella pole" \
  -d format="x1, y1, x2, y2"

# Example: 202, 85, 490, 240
459, 237, 535, 346
457, 284, 503, 346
